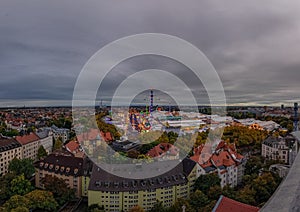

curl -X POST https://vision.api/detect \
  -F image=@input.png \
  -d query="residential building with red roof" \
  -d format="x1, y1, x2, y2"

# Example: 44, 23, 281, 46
146, 143, 179, 161
65, 140, 80, 154
212, 195, 259, 212
76, 129, 113, 156
77, 129, 113, 143
65, 140, 84, 158
16, 132, 40, 160
191, 141, 245, 187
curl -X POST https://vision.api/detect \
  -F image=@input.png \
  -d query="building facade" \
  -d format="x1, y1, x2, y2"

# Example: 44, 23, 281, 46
35, 150, 87, 197
36, 129, 53, 154
51, 125, 70, 143
0, 136, 22, 175
191, 141, 245, 188
261, 136, 296, 164
16, 133, 40, 160
88, 158, 197, 212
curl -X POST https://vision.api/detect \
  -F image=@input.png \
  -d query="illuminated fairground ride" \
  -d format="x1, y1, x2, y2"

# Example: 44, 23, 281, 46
129, 109, 152, 133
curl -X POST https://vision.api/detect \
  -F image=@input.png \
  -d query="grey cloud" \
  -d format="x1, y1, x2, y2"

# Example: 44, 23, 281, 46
1, 0, 300, 106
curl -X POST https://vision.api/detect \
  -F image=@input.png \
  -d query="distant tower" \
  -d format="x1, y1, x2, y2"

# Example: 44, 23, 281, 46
150, 90, 154, 114
294, 102, 298, 131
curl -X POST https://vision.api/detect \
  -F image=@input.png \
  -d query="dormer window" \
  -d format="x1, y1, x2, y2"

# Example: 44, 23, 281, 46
141, 180, 146, 187
44, 163, 48, 168
60, 166, 65, 172
123, 181, 128, 188
132, 180, 137, 187
40, 162, 44, 167
74, 168, 78, 174
55, 165, 59, 171
66, 167, 70, 173
149, 179, 154, 185
49, 164, 53, 169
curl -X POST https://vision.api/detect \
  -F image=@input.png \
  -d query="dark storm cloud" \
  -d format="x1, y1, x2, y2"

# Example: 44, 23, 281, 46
1, 0, 300, 106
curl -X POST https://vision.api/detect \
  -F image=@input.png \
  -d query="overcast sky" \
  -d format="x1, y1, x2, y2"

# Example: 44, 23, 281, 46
1, 0, 300, 107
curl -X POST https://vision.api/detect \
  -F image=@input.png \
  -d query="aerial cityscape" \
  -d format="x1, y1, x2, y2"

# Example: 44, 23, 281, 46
0, 101, 299, 211
1, 1, 300, 212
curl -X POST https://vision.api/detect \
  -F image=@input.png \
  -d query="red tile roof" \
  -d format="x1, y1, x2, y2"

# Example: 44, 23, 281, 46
65, 141, 80, 153
77, 129, 100, 142
216, 140, 226, 150
146, 143, 179, 158
100, 131, 113, 142
199, 159, 214, 169
211, 151, 236, 167
76, 129, 113, 143
16, 133, 39, 145
191, 141, 243, 169
191, 144, 213, 164
213, 195, 259, 212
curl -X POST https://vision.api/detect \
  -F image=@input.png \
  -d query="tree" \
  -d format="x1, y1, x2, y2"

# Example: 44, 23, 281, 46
11, 206, 29, 212
287, 123, 294, 132
200, 200, 217, 212
42, 175, 75, 206
88, 204, 105, 212
8, 158, 35, 179
196, 131, 209, 146
1, 129, 19, 137
53, 137, 63, 150
139, 141, 160, 154
168, 198, 195, 212
236, 185, 256, 205
37, 145, 48, 160
251, 172, 277, 204
0, 173, 16, 201
25, 190, 58, 211
3, 195, 29, 211
149, 201, 167, 212
10, 174, 33, 196
129, 205, 145, 212
194, 173, 221, 194
221, 126, 268, 149
167, 131, 178, 144
127, 149, 140, 159
237, 172, 280, 206
244, 156, 263, 176
157, 132, 170, 143
207, 185, 222, 200
190, 190, 209, 209
221, 185, 236, 200
64, 119, 73, 129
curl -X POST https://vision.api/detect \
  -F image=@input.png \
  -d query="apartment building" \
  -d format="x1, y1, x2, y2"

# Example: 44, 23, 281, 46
0, 136, 22, 175
16, 133, 40, 160
36, 129, 53, 154
146, 143, 179, 161
51, 125, 70, 143
88, 158, 197, 212
65, 140, 85, 158
191, 141, 245, 188
35, 150, 87, 197
261, 136, 296, 164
